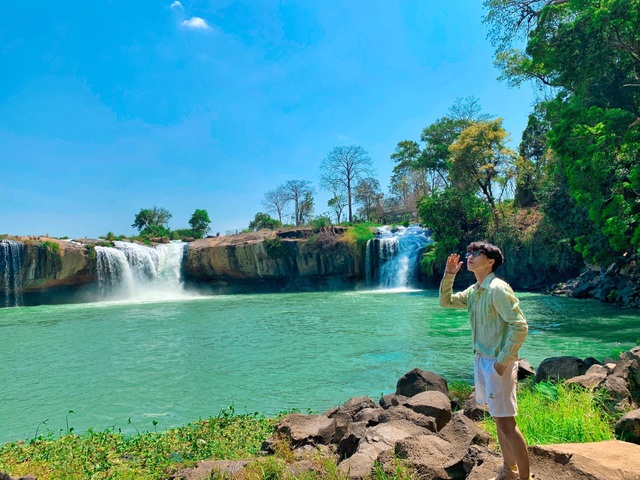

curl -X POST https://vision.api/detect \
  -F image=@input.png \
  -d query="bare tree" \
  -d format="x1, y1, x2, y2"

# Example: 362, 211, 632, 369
281, 180, 314, 226
320, 145, 375, 222
262, 187, 290, 223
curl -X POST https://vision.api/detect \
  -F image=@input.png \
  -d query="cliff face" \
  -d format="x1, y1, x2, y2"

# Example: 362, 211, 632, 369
183, 228, 363, 290
0, 238, 94, 292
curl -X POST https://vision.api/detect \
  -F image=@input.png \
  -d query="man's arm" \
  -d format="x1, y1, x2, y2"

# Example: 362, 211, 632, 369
439, 253, 469, 309
493, 285, 528, 366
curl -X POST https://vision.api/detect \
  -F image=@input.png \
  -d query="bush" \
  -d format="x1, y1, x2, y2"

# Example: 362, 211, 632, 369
264, 237, 289, 259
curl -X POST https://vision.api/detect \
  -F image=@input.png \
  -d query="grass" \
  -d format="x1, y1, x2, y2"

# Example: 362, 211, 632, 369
481, 380, 617, 446
0, 381, 620, 479
0, 407, 276, 480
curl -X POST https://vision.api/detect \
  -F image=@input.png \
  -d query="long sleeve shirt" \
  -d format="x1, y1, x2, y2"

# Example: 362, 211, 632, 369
439, 272, 528, 365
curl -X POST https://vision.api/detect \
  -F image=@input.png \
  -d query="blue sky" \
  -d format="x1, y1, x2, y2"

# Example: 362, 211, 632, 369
0, 1, 536, 238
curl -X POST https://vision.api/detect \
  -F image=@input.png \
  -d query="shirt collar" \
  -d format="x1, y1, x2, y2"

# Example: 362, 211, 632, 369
474, 272, 496, 291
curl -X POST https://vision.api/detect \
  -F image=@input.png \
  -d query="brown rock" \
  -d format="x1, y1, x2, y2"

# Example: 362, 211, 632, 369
395, 368, 449, 397
616, 409, 640, 444
274, 413, 335, 447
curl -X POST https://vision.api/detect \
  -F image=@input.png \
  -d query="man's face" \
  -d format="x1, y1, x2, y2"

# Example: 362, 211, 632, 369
466, 250, 494, 274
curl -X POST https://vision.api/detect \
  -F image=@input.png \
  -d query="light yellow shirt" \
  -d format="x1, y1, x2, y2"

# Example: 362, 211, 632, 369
439, 272, 528, 365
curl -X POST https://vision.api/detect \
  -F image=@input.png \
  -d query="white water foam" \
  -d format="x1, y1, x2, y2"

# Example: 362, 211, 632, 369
95, 241, 192, 302
365, 225, 432, 290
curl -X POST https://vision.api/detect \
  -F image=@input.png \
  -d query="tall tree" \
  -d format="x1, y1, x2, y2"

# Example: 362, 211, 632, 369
249, 212, 282, 231
188, 209, 211, 239
486, 0, 640, 261
515, 106, 551, 207
355, 177, 384, 222
448, 119, 517, 210
320, 145, 375, 222
281, 180, 314, 227
132, 206, 172, 232
262, 187, 290, 223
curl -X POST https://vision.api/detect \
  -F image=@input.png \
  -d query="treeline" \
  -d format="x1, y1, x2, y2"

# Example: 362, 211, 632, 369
252, 0, 639, 286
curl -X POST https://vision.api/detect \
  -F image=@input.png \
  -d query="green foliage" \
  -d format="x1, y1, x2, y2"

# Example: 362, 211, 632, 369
250, 213, 283, 231
310, 216, 332, 233
188, 209, 211, 239
483, 380, 615, 446
139, 224, 171, 239
486, 0, 640, 263
170, 228, 195, 240
417, 188, 491, 276
131, 206, 172, 232
41, 241, 61, 256
0, 408, 276, 479
263, 237, 289, 259
342, 224, 375, 249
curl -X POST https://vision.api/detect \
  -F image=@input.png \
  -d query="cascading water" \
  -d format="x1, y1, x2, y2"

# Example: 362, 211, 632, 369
0, 239, 25, 307
95, 241, 188, 301
366, 226, 432, 290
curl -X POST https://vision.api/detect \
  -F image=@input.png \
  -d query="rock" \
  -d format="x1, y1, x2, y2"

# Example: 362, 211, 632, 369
566, 364, 609, 390
535, 356, 590, 383
403, 390, 452, 431
393, 434, 463, 479
463, 391, 490, 421
353, 407, 383, 426
273, 413, 335, 447
378, 405, 438, 432
379, 393, 407, 409
337, 421, 368, 459
600, 375, 634, 412
615, 409, 640, 444
339, 397, 378, 419
338, 420, 428, 479
330, 411, 353, 444
517, 358, 535, 380
437, 410, 490, 447
395, 368, 449, 397
528, 440, 640, 480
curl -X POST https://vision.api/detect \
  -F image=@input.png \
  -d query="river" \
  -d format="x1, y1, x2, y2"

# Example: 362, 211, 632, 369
0, 289, 637, 444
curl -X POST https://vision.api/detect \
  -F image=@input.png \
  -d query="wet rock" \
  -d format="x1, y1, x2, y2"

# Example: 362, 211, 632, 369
535, 356, 590, 383
395, 368, 449, 397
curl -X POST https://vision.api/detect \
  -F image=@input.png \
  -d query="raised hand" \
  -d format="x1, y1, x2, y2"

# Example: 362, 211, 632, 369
445, 253, 463, 274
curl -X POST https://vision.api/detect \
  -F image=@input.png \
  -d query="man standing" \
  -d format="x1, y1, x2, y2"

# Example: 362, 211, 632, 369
439, 241, 531, 480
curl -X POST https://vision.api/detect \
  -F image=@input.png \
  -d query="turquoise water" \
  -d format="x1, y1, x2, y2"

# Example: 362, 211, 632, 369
0, 289, 637, 443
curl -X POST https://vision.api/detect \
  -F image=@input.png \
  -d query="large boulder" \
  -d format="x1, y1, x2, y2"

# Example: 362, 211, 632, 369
535, 356, 592, 383
566, 364, 610, 390
403, 390, 452, 431
273, 413, 335, 447
396, 368, 449, 397
378, 405, 437, 432
338, 420, 428, 479
615, 409, 640, 444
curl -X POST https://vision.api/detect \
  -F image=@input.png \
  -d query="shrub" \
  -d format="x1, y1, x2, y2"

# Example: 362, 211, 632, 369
264, 237, 289, 259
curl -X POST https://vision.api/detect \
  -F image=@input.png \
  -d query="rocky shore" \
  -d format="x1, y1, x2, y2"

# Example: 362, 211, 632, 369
551, 254, 640, 309
169, 347, 640, 480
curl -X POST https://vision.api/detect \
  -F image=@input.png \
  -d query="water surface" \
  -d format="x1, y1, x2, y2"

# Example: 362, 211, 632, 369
0, 290, 636, 443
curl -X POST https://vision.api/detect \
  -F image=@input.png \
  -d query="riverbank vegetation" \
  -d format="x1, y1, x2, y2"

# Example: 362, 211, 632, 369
0, 381, 620, 479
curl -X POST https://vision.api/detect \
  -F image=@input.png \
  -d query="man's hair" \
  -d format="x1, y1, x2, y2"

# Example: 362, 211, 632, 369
466, 241, 504, 272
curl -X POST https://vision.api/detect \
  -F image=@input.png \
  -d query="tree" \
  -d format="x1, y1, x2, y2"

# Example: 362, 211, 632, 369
320, 145, 375, 222
515, 106, 551, 207
448, 119, 517, 210
354, 177, 384, 222
132, 206, 172, 236
249, 212, 282, 231
281, 180, 314, 227
188, 209, 211, 239
262, 187, 290, 223
486, 0, 640, 261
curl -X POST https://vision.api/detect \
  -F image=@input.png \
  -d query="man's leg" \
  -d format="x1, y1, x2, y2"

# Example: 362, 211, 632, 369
494, 416, 529, 479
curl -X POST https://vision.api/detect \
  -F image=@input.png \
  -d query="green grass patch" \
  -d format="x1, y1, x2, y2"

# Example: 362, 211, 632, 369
482, 380, 616, 446
341, 224, 375, 248
41, 240, 62, 256
0, 408, 276, 480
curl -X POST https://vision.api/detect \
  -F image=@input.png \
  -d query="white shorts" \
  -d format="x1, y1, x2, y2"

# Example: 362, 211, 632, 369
474, 354, 518, 418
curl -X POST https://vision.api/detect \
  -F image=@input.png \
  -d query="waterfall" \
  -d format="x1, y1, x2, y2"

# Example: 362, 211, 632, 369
365, 226, 432, 290
0, 239, 26, 307
95, 241, 188, 301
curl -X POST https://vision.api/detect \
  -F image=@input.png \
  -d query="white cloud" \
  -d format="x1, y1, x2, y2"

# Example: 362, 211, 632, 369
170, 1, 183, 8
181, 17, 211, 30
